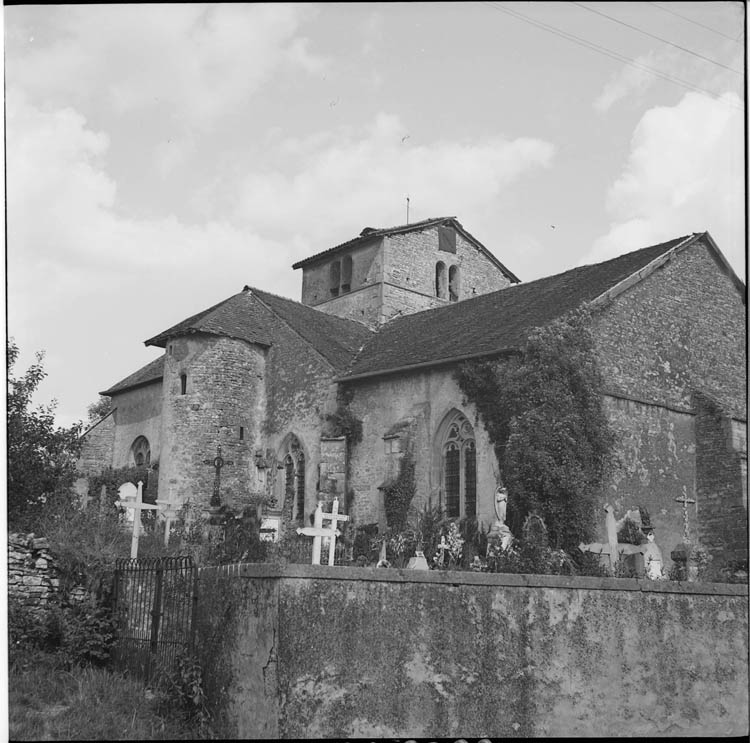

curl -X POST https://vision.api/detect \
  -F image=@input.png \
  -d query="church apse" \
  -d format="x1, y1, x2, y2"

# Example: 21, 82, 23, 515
157, 334, 267, 511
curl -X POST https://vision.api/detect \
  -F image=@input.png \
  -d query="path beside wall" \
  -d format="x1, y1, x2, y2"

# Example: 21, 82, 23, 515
195, 564, 748, 739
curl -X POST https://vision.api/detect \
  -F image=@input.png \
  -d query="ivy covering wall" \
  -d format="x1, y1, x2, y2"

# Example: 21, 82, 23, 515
455, 308, 615, 551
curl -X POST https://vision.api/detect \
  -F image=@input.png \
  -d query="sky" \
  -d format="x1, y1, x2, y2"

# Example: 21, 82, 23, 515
5, 2, 746, 429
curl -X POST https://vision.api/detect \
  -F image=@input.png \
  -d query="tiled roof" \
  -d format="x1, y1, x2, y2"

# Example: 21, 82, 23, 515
144, 292, 275, 348
342, 234, 696, 380
291, 216, 520, 282
250, 287, 374, 371
101, 354, 166, 396
143, 287, 374, 374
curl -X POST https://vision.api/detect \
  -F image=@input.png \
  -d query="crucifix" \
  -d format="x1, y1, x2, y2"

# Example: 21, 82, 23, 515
296, 498, 348, 566
675, 490, 697, 541
116, 481, 159, 558
578, 504, 642, 572
203, 445, 234, 508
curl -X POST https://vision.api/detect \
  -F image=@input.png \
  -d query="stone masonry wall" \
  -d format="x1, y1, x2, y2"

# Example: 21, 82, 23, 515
8, 533, 60, 611
602, 395, 696, 571
383, 227, 513, 304
110, 381, 164, 469
195, 564, 749, 739
77, 411, 116, 474
592, 238, 746, 418
693, 391, 748, 563
157, 335, 266, 511
300, 237, 383, 310
591, 238, 747, 566
344, 367, 497, 529
263, 311, 341, 525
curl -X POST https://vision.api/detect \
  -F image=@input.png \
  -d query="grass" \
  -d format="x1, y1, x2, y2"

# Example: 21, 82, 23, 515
8, 648, 213, 741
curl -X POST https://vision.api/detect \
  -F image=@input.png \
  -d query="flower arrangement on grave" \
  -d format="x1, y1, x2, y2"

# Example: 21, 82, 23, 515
433, 521, 464, 569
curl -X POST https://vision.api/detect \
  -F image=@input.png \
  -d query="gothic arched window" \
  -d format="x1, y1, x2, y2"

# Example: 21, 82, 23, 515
279, 434, 306, 524
131, 436, 151, 467
439, 412, 476, 518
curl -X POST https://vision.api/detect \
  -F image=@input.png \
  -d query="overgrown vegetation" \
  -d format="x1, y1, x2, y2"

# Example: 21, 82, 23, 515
455, 307, 615, 551
8, 644, 211, 740
7, 339, 83, 531
382, 450, 416, 531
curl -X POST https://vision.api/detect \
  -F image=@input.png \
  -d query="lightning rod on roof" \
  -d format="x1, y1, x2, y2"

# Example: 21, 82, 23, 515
406, 195, 410, 224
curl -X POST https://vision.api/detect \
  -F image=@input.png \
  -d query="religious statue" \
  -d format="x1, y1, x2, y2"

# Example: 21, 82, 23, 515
486, 486, 514, 555
641, 528, 664, 580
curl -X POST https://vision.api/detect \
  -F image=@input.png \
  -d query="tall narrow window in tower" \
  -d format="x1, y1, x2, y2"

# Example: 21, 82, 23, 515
180, 374, 187, 395
435, 261, 447, 298
330, 260, 341, 297
440, 412, 476, 518
341, 255, 353, 293
449, 265, 460, 302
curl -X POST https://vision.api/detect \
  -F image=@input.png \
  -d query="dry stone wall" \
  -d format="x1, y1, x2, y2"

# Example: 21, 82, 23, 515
8, 533, 60, 611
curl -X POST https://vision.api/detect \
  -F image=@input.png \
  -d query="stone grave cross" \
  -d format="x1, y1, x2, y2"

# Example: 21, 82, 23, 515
296, 498, 348, 566
203, 445, 234, 508
116, 481, 159, 558
675, 490, 696, 541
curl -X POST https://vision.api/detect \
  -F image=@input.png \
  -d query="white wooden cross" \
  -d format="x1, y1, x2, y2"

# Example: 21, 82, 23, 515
116, 481, 159, 558
296, 498, 349, 566
322, 497, 349, 566
578, 504, 642, 571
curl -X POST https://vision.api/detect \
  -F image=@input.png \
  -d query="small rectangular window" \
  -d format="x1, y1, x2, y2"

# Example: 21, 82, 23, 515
239, 426, 244, 441
180, 374, 187, 395
438, 225, 457, 253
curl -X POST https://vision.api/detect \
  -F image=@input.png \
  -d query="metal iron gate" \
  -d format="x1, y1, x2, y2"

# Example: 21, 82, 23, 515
112, 556, 198, 680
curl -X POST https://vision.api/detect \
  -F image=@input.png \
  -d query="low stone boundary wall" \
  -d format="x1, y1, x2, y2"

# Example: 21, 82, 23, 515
195, 565, 748, 739
8, 533, 60, 611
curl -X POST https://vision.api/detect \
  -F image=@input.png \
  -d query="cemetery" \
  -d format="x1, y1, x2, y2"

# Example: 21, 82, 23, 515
8, 466, 749, 738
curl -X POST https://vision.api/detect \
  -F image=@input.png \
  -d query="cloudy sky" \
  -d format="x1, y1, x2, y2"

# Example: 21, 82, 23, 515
5, 2, 745, 428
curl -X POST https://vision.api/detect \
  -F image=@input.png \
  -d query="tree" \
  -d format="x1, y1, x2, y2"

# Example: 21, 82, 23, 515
7, 339, 83, 531
456, 308, 615, 552
87, 395, 112, 423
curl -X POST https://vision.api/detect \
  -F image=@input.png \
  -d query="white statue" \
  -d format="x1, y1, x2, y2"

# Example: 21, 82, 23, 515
488, 486, 514, 552
642, 529, 663, 580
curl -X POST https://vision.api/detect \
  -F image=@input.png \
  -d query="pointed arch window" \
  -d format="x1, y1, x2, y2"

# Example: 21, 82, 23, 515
440, 412, 476, 518
131, 436, 151, 467
279, 434, 306, 524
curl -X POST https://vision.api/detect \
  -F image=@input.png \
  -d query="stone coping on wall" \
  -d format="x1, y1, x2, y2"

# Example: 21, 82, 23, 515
198, 562, 748, 597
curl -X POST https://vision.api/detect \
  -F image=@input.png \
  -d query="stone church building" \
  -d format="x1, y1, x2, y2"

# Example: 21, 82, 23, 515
79, 217, 747, 567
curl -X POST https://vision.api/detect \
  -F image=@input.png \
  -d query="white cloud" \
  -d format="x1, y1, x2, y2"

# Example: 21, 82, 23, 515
594, 52, 658, 113
6, 91, 300, 426
235, 112, 556, 249
7, 4, 328, 129
587, 92, 745, 275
